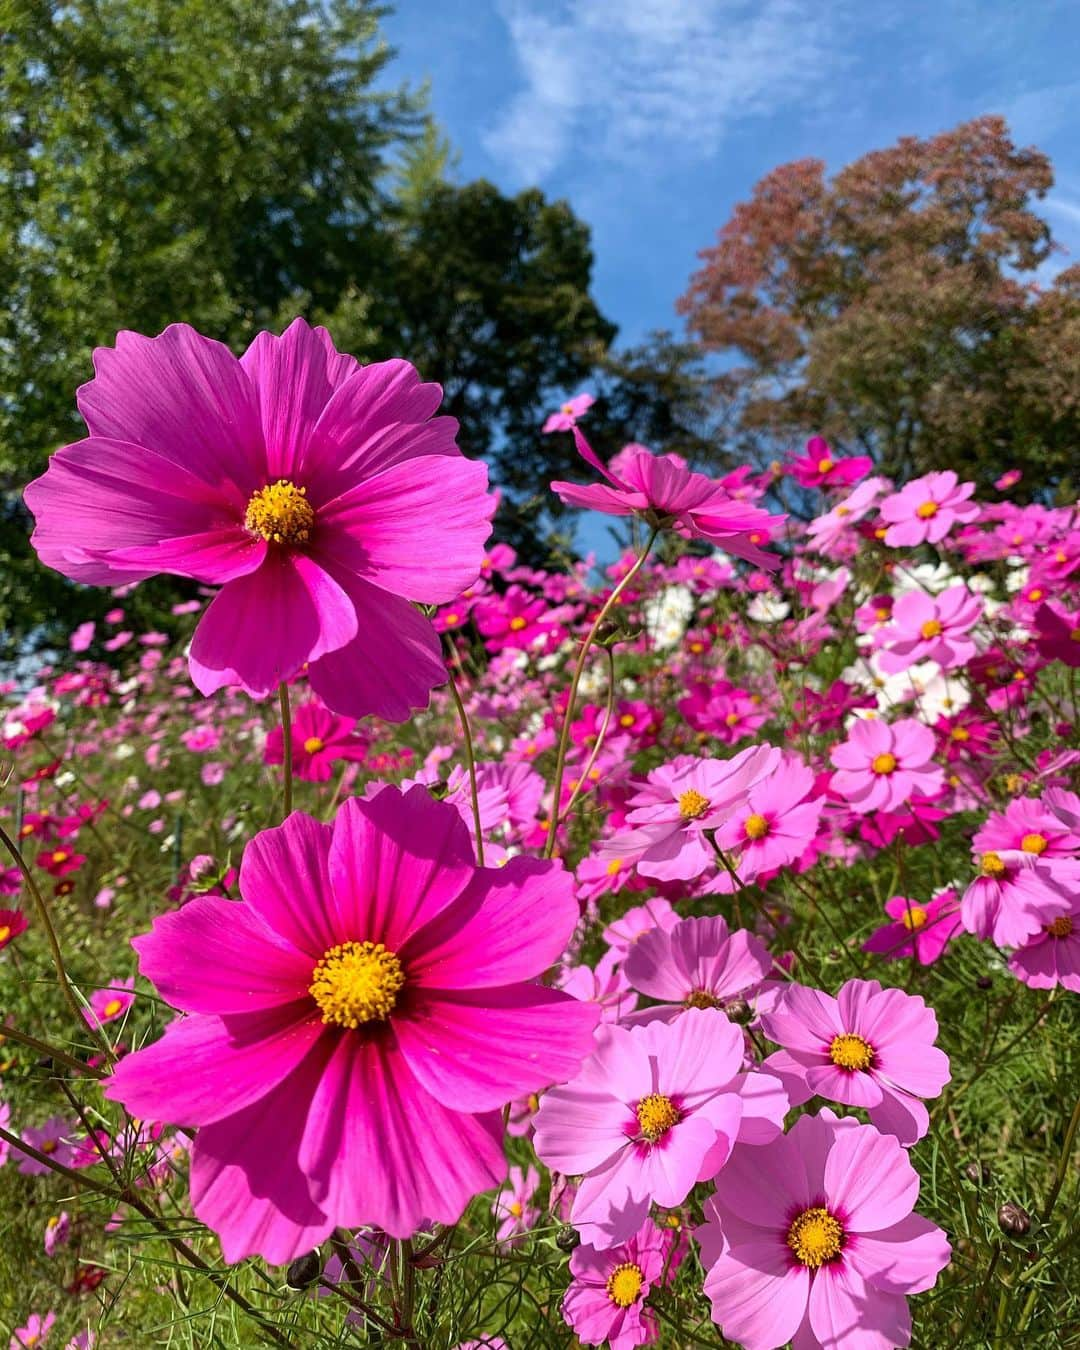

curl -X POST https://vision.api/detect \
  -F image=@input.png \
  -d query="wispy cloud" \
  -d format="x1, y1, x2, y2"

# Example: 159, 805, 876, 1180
483, 0, 851, 183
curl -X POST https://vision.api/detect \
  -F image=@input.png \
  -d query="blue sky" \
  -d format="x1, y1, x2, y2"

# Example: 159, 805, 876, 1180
384, 0, 1080, 346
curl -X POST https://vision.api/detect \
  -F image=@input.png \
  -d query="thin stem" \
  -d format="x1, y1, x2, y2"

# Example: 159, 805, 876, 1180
0, 823, 112, 1064
557, 645, 616, 827
544, 528, 658, 858
445, 659, 485, 866
0, 1023, 104, 1079
1041, 1096, 1080, 1224
278, 682, 293, 820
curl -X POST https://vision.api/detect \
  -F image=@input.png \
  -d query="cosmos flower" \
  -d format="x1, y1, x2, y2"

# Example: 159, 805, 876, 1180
105, 786, 599, 1263
84, 977, 136, 1030
711, 754, 824, 887
263, 697, 368, 783
542, 392, 595, 433
562, 1219, 682, 1350
829, 719, 944, 816
862, 892, 963, 967
9, 1311, 56, 1350
0, 909, 28, 951
697, 1110, 950, 1350
25, 319, 494, 720
875, 586, 982, 674
1008, 884, 1080, 993
787, 437, 873, 490
960, 851, 1074, 948
492, 1164, 540, 1245
877, 470, 979, 548
761, 979, 950, 1145
17, 1117, 78, 1176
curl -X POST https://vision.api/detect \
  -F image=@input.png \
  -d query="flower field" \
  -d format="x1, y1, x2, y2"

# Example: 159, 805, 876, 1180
1, 321, 1078, 1348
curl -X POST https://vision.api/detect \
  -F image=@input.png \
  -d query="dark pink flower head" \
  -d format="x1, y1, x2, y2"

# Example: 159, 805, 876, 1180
712, 754, 825, 887
623, 915, 773, 1029
0, 909, 28, 951
876, 585, 982, 674
878, 470, 979, 547
105, 786, 599, 1263
25, 320, 495, 719
862, 891, 963, 967
601, 746, 783, 882
563, 1219, 681, 1350
698, 1110, 950, 1350
84, 977, 136, 1030
1033, 603, 1080, 669
534, 1008, 787, 1250
761, 979, 950, 1145
829, 718, 944, 815
263, 697, 367, 783
551, 430, 785, 569
788, 438, 873, 490
542, 392, 595, 433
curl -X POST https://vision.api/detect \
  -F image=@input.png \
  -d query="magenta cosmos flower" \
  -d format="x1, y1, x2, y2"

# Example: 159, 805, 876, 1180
622, 914, 774, 1026
0, 909, 27, 951
551, 430, 784, 569
876, 585, 982, 674
877, 470, 979, 547
563, 1219, 681, 1350
829, 718, 944, 815
25, 320, 494, 719
263, 696, 368, 783
788, 437, 872, 490
105, 786, 599, 1263
761, 979, 949, 1145
534, 1008, 787, 1250
697, 1109, 950, 1350
1008, 881, 1080, 993
711, 754, 824, 888
601, 746, 782, 882
862, 891, 963, 966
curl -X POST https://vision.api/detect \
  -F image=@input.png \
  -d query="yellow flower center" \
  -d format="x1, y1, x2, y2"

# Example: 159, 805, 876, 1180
509, 1200, 523, 1217
103, 998, 124, 1017
980, 851, 1007, 878
677, 788, 710, 820
871, 752, 897, 775
915, 500, 939, 519
724, 711, 741, 726
508, 616, 527, 631
606, 1261, 644, 1308
1027, 588, 1043, 602
836, 505, 851, 517
817, 457, 834, 474
951, 726, 970, 742
1021, 833, 1048, 855
636, 1093, 681, 1142
52, 850, 68, 863
0, 926, 10, 944
606, 859, 622, 876
900, 905, 928, 931
684, 988, 723, 1010
309, 940, 405, 1028
620, 713, 636, 727
920, 618, 943, 639
1046, 915, 1073, 938
786, 1206, 844, 1267
41, 1139, 58, 1154
829, 1033, 874, 1071
744, 813, 770, 840
244, 480, 315, 545
302, 736, 325, 755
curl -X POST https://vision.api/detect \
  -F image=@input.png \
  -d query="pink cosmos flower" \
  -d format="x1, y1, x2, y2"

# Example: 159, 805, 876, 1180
17, 1117, 78, 1175
542, 392, 595, 433
0, 1101, 10, 1168
788, 438, 872, 490
105, 786, 599, 1263
876, 585, 982, 674
492, 1164, 540, 1244
601, 746, 782, 882
862, 891, 963, 966
878, 470, 979, 547
25, 319, 494, 719
84, 977, 135, 1030
698, 1109, 951, 1350
69, 621, 95, 652
0, 909, 28, 951
263, 697, 368, 783
474, 585, 552, 652
960, 851, 1074, 948
1008, 881, 1080, 993
711, 755, 824, 887
806, 477, 890, 556
601, 898, 679, 963
9, 1311, 56, 1350
562, 1219, 681, 1350
829, 719, 944, 815
678, 680, 768, 745
43, 1212, 70, 1257
551, 431, 784, 569
1033, 603, 1080, 668
623, 915, 773, 1026
761, 979, 950, 1145
973, 795, 1080, 861
534, 1008, 786, 1249
559, 952, 640, 1024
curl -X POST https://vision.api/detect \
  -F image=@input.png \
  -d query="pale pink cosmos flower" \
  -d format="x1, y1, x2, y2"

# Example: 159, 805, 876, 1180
69, 621, 95, 652
1008, 879, 1080, 993
972, 795, 1080, 861
761, 978, 949, 1145
878, 470, 979, 547
829, 719, 944, 815
9, 1311, 56, 1350
25, 319, 494, 720
562, 1219, 682, 1350
17, 1117, 78, 1175
601, 746, 783, 882
542, 392, 595, 433
43, 1211, 70, 1257
601, 898, 679, 963
559, 951, 640, 1024
552, 431, 785, 569
492, 1164, 540, 1245
697, 1110, 951, 1350
622, 915, 773, 1026
876, 586, 982, 674
806, 476, 890, 555
534, 1008, 787, 1250
960, 850, 1074, 948
862, 891, 963, 966
711, 754, 824, 888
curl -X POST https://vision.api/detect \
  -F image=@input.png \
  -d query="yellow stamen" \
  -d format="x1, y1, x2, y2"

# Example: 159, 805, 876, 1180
103, 998, 124, 1018
309, 940, 405, 1029
677, 788, 710, 820
724, 711, 740, 726
871, 752, 897, 775
245, 480, 314, 545
951, 726, 970, 742
606, 1261, 644, 1307
829, 1033, 874, 1071
302, 736, 325, 755
636, 1093, 680, 1142
900, 905, 928, 931
52, 850, 68, 863
509, 1200, 523, 1217
0, 926, 10, 944
620, 713, 636, 727
915, 500, 938, 519
817, 457, 834, 474
787, 1206, 844, 1267
980, 851, 1007, 878
920, 618, 943, 639
684, 988, 722, 1009
1021, 833, 1047, 855
744, 813, 769, 840
1046, 915, 1073, 938
508, 616, 527, 631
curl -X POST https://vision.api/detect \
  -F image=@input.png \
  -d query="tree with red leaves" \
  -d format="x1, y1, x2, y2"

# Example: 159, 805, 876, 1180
678, 116, 1080, 496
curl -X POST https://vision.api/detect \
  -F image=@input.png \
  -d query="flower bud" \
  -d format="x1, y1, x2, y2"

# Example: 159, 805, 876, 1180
963, 1162, 990, 1186
997, 1202, 1031, 1237
286, 1250, 323, 1289
555, 1224, 581, 1253
724, 997, 753, 1025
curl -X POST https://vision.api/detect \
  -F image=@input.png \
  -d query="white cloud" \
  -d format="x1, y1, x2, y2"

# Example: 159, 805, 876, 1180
483, 0, 851, 182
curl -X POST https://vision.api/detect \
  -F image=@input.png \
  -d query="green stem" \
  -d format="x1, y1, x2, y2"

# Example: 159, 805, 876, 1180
1041, 1096, 1080, 1223
445, 660, 485, 866
557, 644, 616, 827
278, 681, 293, 820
